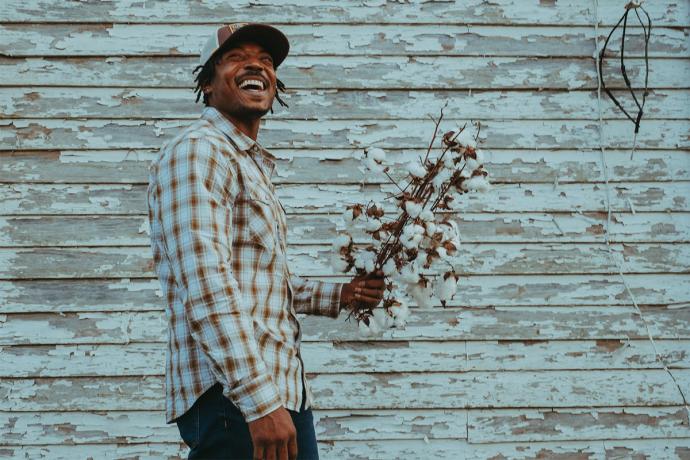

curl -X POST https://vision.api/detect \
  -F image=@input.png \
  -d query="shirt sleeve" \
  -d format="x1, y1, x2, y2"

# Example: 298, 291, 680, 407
289, 273, 344, 318
153, 137, 282, 422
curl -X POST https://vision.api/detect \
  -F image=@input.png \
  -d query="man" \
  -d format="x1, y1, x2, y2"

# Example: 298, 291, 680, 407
147, 23, 385, 460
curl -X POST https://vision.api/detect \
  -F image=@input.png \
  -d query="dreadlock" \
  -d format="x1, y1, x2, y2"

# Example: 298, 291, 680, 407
192, 57, 289, 114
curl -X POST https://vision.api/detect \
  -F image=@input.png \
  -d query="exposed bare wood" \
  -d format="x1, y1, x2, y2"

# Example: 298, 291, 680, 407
1, 306, 688, 345
1, 213, 689, 248
3, 439, 690, 460
3, 275, 688, 313
0, 409, 463, 444
2, 407, 688, 445
1, 243, 688, 279
3, 150, 690, 185
1, 57, 685, 89
3, 119, 687, 151
2, 24, 685, 58
468, 407, 690, 443
2, 340, 688, 377
3, 88, 688, 120
2, 182, 687, 216
0, 0, 686, 26
1, 370, 687, 411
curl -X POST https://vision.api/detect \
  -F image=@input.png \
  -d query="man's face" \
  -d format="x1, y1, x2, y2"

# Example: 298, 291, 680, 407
205, 41, 277, 120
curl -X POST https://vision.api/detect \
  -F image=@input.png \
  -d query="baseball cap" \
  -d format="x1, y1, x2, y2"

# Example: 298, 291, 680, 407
200, 23, 290, 69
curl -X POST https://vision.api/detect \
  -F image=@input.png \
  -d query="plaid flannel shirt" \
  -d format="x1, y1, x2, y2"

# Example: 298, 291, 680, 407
147, 107, 343, 423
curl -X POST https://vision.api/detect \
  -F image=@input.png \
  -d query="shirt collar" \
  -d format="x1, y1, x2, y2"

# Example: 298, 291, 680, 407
201, 106, 277, 176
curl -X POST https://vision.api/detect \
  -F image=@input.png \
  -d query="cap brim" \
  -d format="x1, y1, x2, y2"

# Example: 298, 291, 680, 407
214, 23, 290, 69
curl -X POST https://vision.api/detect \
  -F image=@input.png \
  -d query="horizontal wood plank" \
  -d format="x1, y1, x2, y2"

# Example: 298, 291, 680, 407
3, 439, 690, 460
2, 243, 688, 279
3, 150, 690, 184
3, 88, 688, 120
468, 407, 690, 443
4, 119, 687, 150
1, 306, 688, 345
1, 57, 684, 89
1, 370, 687, 411
0, 0, 686, 26
2, 275, 688, 313
2, 407, 688, 445
1, 213, 689, 247
0, 408, 463, 444
2, 182, 687, 215
2, 339, 688, 377
2, 24, 684, 58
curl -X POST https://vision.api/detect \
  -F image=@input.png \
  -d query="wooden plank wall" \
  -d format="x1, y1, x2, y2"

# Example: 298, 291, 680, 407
1, 1, 689, 458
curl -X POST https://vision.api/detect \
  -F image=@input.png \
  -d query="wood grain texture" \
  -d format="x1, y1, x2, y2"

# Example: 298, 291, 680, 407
2, 0, 689, 452
2, 339, 689, 377
1, 370, 687, 411
3, 150, 690, 184
3, 88, 688, 120
2, 24, 685, 58
2, 182, 687, 216
1, 0, 686, 26
1, 57, 685, 89
3, 439, 690, 460
1, 407, 688, 444
2, 306, 688, 345
2, 276, 688, 312
1, 243, 688, 279
1, 213, 689, 247
4, 119, 688, 150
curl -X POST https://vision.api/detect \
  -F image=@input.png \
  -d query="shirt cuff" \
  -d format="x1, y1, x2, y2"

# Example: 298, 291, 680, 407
225, 373, 283, 423
311, 281, 344, 318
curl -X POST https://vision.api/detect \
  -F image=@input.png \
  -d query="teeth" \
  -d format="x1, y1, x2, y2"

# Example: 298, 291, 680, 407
239, 79, 265, 90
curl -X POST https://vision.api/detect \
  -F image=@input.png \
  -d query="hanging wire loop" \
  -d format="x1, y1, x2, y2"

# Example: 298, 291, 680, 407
597, 1, 651, 134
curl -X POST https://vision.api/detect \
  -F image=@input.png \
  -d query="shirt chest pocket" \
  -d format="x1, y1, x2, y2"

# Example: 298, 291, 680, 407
241, 190, 282, 252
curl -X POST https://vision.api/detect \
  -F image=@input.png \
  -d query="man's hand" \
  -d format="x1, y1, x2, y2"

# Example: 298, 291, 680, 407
341, 269, 386, 309
248, 406, 297, 460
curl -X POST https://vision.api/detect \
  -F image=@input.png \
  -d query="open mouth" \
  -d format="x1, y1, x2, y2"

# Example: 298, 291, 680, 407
238, 78, 267, 94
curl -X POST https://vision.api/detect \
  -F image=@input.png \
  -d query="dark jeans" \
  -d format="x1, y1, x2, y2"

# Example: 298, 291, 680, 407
176, 383, 319, 460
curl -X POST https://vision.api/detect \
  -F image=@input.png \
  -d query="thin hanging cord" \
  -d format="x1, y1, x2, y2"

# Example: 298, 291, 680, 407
593, 0, 689, 421
597, 1, 650, 159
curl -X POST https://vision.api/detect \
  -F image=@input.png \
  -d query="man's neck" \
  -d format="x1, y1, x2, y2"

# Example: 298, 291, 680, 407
215, 108, 261, 141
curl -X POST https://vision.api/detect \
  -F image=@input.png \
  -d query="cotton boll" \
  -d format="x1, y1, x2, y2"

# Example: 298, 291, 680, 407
475, 149, 485, 164
419, 209, 434, 222
401, 234, 419, 249
465, 157, 479, 172
408, 283, 435, 309
367, 317, 381, 334
342, 208, 356, 225
443, 153, 457, 168
435, 273, 458, 302
368, 147, 386, 162
457, 129, 477, 149
365, 218, 381, 232
333, 234, 351, 251
436, 246, 447, 259
406, 160, 427, 178
397, 263, 419, 284
404, 201, 422, 218
364, 156, 384, 173
432, 168, 451, 189
424, 221, 436, 236
413, 224, 425, 235
358, 320, 374, 337
382, 258, 397, 276
354, 251, 375, 273
372, 308, 393, 330
464, 176, 491, 192
330, 253, 349, 273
